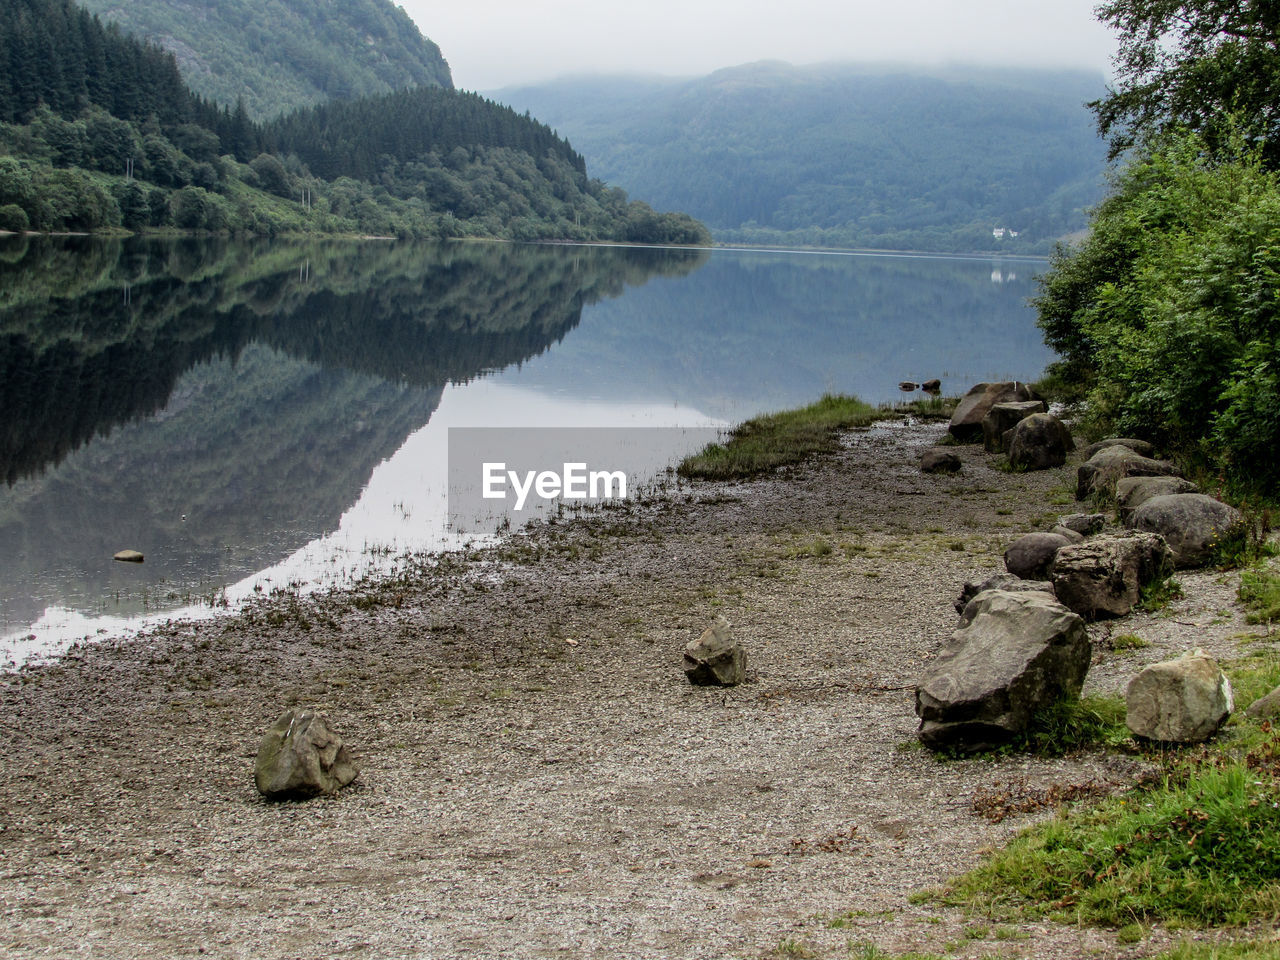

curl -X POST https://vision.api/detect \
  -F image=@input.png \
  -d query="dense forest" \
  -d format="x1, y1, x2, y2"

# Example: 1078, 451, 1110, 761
0, 0, 709, 243
1036, 0, 1280, 494
75, 0, 453, 120
493, 62, 1110, 254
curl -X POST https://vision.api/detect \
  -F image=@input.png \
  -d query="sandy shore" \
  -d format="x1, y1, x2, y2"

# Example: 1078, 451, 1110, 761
0, 419, 1260, 959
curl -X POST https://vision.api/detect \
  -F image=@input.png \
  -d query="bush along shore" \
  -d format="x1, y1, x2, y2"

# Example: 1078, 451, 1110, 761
4, 383, 1280, 959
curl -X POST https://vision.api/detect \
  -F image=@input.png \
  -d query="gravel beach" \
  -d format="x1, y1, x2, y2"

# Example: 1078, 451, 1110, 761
0, 418, 1262, 959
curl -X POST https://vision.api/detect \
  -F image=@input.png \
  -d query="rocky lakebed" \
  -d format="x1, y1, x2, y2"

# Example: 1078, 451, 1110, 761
0, 409, 1271, 960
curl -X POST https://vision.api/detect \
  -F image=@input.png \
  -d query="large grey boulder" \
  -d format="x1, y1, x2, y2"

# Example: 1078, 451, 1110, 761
1049, 525, 1085, 544
981, 400, 1047, 453
948, 381, 1039, 443
1126, 650, 1233, 742
1004, 532, 1072, 581
1130, 494, 1244, 568
1076, 445, 1181, 501
953, 573, 1053, 615
1078, 438, 1157, 461
1008, 413, 1075, 471
1116, 476, 1199, 522
1050, 532, 1174, 619
255, 709, 359, 800
916, 590, 1091, 752
683, 616, 746, 686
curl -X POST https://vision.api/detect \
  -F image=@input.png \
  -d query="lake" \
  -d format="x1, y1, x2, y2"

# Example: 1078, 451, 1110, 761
0, 236, 1053, 665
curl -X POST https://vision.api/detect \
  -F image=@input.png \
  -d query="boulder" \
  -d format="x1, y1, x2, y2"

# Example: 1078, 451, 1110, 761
1245, 685, 1280, 721
920, 449, 961, 474
948, 381, 1039, 443
1008, 412, 1075, 471
921, 378, 942, 394
1004, 532, 1072, 581
1130, 494, 1244, 568
255, 709, 359, 800
1125, 650, 1233, 742
1079, 438, 1157, 461
683, 616, 746, 686
1058, 513, 1107, 536
1050, 532, 1174, 619
1049, 525, 1085, 543
1116, 476, 1200, 522
981, 400, 1048, 453
953, 573, 1053, 616
113, 549, 144, 563
1076, 445, 1181, 501
916, 590, 1091, 752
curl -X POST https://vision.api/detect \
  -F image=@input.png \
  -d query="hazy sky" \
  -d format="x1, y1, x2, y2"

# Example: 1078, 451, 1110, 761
397, 0, 1118, 91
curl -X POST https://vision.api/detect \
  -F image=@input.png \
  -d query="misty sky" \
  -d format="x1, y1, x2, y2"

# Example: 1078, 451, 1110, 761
397, 0, 1117, 91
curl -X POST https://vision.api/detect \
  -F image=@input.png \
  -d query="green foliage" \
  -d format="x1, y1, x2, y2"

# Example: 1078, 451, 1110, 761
677, 394, 878, 480
494, 63, 1108, 253
0, 4, 708, 244
1034, 131, 1280, 492
0, 203, 28, 232
942, 762, 1280, 927
1091, 0, 1280, 163
76, 0, 453, 121
1240, 566, 1280, 625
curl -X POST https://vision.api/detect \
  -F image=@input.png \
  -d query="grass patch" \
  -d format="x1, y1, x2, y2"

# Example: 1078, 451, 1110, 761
677, 394, 878, 480
1139, 575, 1184, 613
1111, 632, 1151, 651
1154, 942, 1280, 959
1013, 694, 1130, 756
1240, 565, 1280, 625
939, 740, 1280, 928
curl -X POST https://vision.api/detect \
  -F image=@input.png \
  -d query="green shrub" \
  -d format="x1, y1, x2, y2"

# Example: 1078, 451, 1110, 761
0, 202, 28, 232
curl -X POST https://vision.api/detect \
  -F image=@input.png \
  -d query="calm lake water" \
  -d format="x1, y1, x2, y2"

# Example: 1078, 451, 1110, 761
0, 236, 1052, 665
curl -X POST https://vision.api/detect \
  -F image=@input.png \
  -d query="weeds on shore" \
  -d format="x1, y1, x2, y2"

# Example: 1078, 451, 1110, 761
676, 393, 956, 481
933, 657, 1280, 931
677, 394, 879, 479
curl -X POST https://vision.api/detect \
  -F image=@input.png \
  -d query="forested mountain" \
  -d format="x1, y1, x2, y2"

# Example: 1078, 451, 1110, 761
0, 0, 708, 244
493, 62, 1110, 253
74, 0, 453, 120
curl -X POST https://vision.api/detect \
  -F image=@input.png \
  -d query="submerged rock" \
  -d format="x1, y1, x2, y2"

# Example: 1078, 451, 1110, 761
113, 549, 144, 563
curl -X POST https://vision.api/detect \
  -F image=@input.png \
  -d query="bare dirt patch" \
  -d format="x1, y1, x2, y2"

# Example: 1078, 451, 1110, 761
0, 421, 1264, 959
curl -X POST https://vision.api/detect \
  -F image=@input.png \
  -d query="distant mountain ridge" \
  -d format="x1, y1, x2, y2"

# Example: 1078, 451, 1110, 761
76, 0, 453, 119
492, 61, 1110, 252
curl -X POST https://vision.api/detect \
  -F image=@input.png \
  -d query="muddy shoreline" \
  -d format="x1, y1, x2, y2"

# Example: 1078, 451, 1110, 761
0, 419, 1258, 959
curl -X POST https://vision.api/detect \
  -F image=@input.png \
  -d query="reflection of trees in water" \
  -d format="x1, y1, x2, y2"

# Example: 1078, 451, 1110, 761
0, 236, 707, 484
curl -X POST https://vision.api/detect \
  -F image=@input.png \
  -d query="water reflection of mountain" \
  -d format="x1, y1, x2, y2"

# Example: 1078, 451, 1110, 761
505, 250, 1053, 417
0, 237, 707, 484
0, 237, 705, 632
